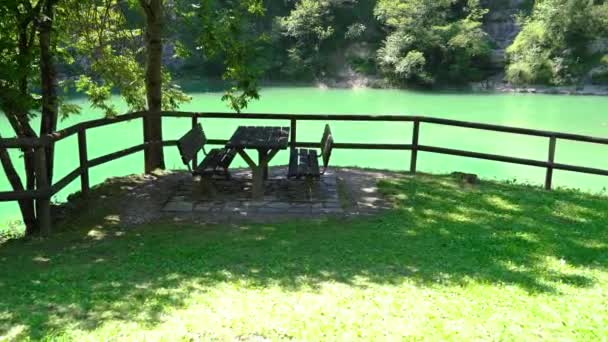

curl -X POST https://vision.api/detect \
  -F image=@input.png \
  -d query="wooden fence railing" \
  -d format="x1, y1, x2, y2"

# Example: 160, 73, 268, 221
2, 111, 608, 234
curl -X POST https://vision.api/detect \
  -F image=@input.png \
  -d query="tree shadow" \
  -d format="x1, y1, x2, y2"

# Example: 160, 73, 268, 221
0, 173, 607, 339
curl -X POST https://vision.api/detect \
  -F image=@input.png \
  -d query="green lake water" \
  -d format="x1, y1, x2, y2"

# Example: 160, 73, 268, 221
1, 87, 608, 226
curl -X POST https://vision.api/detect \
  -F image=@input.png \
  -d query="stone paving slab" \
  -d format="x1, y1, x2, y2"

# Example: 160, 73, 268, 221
162, 167, 347, 221
112, 166, 396, 226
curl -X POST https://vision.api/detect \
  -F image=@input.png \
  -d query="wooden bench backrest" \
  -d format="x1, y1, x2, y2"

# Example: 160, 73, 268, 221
177, 123, 207, 166
320, 124, 334, 168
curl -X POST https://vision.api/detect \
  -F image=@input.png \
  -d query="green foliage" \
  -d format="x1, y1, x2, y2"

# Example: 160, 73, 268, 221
4, 0, 608, 124
277, 0, 335, 77
0, 2, 43, 118
175, 0, 266, 112
590, 56, 608, 85
60, 0, 270, 115
506, 0, 608, 85
62, 0, 191, 117
375, 0, 491, 85
588, 53, 608, 85
395, 50, 429, 82
591, 69, 608, 85
348, 55, 377, 75
0, 220, 24, 243
278, 0, 334, 41
345, 23, 367, 40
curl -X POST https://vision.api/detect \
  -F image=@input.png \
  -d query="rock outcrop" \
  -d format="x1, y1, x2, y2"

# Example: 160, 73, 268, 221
481, 0, 528, 69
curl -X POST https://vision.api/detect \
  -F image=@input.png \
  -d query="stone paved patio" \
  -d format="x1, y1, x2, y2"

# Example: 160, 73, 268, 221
100, 166, 398, 226
162, 167, 345, 221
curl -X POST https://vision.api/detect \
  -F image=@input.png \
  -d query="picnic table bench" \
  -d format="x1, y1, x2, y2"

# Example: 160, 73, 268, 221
288, 124, 334, 179
177, 123, 237, 178
176, 123, 334, 199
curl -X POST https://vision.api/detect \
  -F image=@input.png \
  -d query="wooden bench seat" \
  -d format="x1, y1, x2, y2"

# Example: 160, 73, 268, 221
194, 148, 237, 177
288, 124, 334, 179
288, 148, 320, 178
177, 124, 235, 178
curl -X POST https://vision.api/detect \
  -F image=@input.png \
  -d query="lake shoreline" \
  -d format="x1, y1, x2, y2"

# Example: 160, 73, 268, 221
471, 82, 608, 97
185, 76, 608, 96
316, 77, 608, 96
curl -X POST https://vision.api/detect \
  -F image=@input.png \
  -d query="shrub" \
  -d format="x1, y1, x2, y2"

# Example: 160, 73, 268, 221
506, 0, 608, 85
375, 0, 490, 85
345, 23, 366, 40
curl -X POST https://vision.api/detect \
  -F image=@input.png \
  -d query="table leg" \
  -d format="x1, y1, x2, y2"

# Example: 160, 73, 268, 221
237, 148, 282, 200
252, 166, 264, 199
253, 150, 270, 199
236, 148, 263, 199
258, 149, 269, 180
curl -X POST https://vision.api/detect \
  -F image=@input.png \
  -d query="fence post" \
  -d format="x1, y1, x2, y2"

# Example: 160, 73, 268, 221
290, 119, 297, 149
78, 129, 90, 195
34, 147, 52, 235
142, 115, 148, 174
545, 136, 557, 190
192, 115, 198, 169
410, 120, 420, 174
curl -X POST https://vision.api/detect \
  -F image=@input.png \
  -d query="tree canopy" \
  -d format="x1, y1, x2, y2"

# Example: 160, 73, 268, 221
506, 0, 608, 85
374, 0, 491, 85
0, 0, 268, 234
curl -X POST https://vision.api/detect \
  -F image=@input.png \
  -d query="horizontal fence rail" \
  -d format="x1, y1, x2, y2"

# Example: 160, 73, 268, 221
2, 111, 608, 233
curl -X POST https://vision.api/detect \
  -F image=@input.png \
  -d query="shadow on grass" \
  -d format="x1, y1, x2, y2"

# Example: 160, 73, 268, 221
0, 173, 607, 339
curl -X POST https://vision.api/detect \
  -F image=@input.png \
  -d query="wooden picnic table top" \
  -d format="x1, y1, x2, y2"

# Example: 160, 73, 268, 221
226, 126, 290, 150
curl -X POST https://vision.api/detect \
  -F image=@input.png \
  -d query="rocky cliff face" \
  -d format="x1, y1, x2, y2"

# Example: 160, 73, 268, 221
481, 0, 528, 69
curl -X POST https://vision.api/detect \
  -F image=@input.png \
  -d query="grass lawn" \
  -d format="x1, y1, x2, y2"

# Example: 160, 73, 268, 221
1, 173, 607, 341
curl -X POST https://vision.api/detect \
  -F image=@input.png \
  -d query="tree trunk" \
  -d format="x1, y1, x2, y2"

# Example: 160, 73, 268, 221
39, 0, 58, 183
5, 113, 37, 193
0, 134, 38, 235
141, 0, 165, 173
0, 12, 43, 236
16, 20, 38, 195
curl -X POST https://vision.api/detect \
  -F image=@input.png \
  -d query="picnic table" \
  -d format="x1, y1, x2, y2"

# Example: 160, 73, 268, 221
226, 126, 290, 199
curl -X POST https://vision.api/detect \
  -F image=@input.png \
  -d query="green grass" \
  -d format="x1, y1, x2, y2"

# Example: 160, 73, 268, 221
1, 174, 608, 341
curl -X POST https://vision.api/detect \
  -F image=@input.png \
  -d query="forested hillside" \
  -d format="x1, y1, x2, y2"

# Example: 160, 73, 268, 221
46, 0, 607, 89
169, 0, 608, 88
505, 0, 608, 85
28, 0, 602, 89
